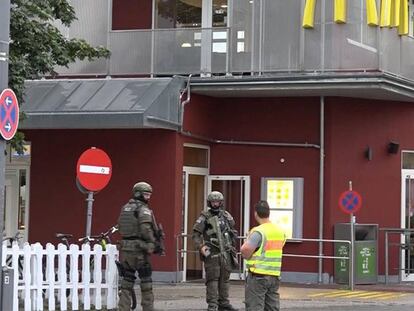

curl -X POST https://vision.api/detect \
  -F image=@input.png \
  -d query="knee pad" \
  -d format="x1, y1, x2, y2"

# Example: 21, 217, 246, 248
140, 279, 152, 292
123, 268, 136, 281
138, 263, 152, 279
120, 278, 134, 290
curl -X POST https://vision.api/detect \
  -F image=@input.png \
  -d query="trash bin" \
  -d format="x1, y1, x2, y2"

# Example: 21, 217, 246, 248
334, 223, 378, 284
1, 266, 14, 310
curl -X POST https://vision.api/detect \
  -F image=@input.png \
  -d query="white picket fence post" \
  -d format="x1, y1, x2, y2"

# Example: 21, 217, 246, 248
106, 244, 119, 309
1, 242, 119, 311
70, 243, 80, 310
45, 243, 56, 310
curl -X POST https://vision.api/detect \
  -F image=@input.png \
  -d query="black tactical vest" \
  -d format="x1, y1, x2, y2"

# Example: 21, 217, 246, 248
118, 199, 142, 238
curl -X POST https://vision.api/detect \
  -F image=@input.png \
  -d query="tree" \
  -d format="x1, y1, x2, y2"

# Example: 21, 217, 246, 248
9, 0, 110, 152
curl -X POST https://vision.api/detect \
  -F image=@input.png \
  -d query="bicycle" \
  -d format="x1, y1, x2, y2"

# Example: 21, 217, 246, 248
44, 226, 119, 299
3, 232, 24, 279
77, 225, 119, 282
77, 225, 118, 251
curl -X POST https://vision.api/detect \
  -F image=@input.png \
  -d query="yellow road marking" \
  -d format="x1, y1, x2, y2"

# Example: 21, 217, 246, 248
361, 293, 408, 300
308, 290, 409, 301
341, 291, 381, 298
323, 291, 365, 298
308, 290, 346, 297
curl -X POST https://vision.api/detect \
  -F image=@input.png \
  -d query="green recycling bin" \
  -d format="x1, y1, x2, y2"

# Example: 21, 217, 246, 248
334, 223, 378, 284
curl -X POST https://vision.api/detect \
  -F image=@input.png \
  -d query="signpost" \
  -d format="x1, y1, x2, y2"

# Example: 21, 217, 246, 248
0, 0, 11, 303
76, 147, 112, 237
338, 181, 362, 291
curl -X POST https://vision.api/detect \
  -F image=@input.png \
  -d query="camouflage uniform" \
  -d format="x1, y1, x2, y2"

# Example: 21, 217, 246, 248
118, 183, 156, 311
192, 192, 238, 311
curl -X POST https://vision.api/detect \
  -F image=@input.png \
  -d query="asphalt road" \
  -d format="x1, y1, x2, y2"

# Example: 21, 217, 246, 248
144, 282, 414, 311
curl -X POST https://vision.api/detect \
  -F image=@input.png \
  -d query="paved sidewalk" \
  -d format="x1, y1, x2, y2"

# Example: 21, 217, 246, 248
134, 281, 414, 311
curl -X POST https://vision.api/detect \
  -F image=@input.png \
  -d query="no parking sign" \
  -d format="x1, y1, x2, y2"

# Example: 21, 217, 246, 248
0, 89, 19, 140
338, 190, 362, 214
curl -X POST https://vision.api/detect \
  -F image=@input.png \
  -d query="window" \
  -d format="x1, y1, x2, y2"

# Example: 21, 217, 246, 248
409, 0, 414, 37
155, 0, 228, 29
403, 151, 414, 169
261, 177, 304, 239
156, 0, 202, 29
184, 145, 209, 168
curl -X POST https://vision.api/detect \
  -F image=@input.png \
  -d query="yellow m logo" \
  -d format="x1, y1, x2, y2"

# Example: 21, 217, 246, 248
302, 0, 408, 35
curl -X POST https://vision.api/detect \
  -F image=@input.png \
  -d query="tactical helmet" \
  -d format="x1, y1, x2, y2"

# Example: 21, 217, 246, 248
132, 182, 153, 202
207, 191, 224, 208
133, 182, 153, 194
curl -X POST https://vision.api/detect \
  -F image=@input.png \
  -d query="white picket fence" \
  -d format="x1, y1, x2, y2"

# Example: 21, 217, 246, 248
1, 242, 119, 311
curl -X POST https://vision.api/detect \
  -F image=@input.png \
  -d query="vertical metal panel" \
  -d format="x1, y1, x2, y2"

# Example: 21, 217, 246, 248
303, 0, 323, 70
379, 28, 401, 74
230, 0, 253, 73
400, 36, 414, 80
322, 0, 379, 71
109, 31, 152, 74
262, 0, 302, 72
153, 29, 202, 75
56, 0, 109, 75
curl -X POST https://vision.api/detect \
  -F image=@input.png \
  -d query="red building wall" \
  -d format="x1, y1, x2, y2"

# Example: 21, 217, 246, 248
184, 95, 322, 272
185, 94, 414, 276
23, 94, 414, 277
324, 97, 414, 275
24, 129, 182, 271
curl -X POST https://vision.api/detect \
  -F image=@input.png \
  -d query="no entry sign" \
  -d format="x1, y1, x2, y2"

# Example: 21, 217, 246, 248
76, 147, 112, 192
338, 190, 362, 214
0, 89, 19, 140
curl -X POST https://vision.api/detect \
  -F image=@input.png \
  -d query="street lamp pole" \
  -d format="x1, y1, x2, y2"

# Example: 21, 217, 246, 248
0, 0, 11, 303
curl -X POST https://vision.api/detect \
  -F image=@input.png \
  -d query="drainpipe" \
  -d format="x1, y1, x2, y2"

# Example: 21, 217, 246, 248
179, 75, 192, 132
318, 96, 325, 283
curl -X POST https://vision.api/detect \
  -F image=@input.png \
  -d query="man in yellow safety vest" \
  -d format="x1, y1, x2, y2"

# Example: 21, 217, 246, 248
241, 200, 286, 311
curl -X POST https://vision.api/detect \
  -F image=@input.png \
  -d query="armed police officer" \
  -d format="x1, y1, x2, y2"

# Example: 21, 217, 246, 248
192, 191, 239, 311
117, 182, 157, 311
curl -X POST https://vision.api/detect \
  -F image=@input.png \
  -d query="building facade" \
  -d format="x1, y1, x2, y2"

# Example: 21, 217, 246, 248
9, 0, 414, 283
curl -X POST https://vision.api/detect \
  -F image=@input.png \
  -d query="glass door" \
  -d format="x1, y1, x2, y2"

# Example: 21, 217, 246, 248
207, 175, 250, 280
4, 168, 29, 242
182, 168, 208, 282
401, 171, 414, 281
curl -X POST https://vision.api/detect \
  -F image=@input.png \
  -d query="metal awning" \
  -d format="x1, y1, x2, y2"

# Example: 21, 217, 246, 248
190, 72, 414, 102
20, 77, 185, 130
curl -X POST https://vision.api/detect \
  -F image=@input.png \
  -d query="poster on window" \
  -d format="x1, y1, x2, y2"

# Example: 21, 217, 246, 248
266, 180, 294, 238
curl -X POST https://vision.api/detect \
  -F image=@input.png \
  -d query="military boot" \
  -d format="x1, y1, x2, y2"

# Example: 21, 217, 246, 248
207, 304, 219, 311
218, 304, 238, 311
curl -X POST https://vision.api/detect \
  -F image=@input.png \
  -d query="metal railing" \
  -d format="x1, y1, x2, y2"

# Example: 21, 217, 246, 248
58, 0, 414, 81
380, 228, 414, 284
175, 233, 354, 290
175, 233, 245, 283
284, 238, 354, 290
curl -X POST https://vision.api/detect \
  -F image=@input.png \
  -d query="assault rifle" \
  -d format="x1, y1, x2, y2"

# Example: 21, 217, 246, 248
206, 216, 238, 268
151, 211, 166, 256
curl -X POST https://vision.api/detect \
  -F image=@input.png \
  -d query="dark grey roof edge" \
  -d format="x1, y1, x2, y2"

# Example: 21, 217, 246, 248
21, 76, 186, 130
189, 71, 414, 101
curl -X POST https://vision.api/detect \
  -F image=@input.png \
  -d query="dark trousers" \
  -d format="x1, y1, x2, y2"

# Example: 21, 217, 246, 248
204, 256, 231, 308
245, 273, 280, 311
118, 251, 154, 311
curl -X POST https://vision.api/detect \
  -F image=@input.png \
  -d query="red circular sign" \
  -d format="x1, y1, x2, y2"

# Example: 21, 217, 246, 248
338, 190, 362, 214
76, 148, 112, 192
0, 89, 19, 141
